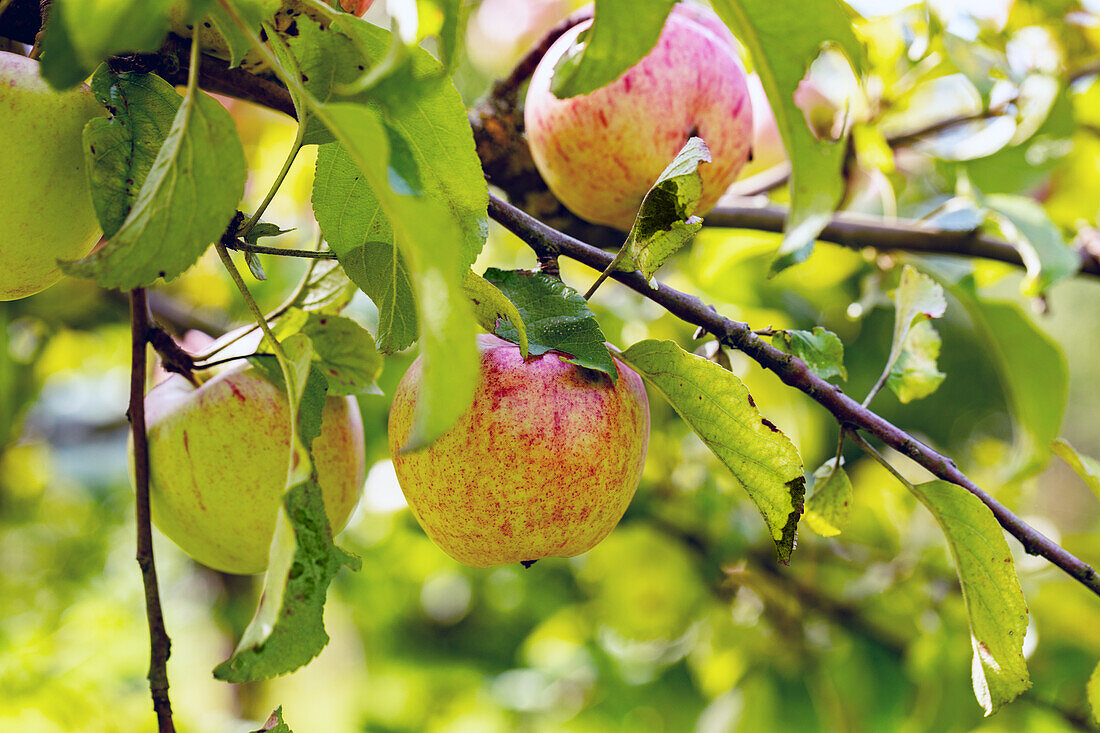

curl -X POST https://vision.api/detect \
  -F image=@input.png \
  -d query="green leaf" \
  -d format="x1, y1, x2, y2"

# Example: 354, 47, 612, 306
268, 17, 479, 448
619, 339, 805, 563
39, 0, 173, 89
62, 87, 246, 289
206, 2, 271, 69
711, 0, 863, 273
244, 250, 267, 281
887, 320, 946, 404
804, 459, 851, 537
1089, 661, 1100, 727
1052, 439, 1100, 502
909, 480, 1030, 715
620, 137, 710, 278
883, 264, 947, 391
214, 363, 360, 682
294, 16, 488, 266
464, 270, 529, 358
944, 274, 1067, 477
83, 69, 181, 238
983, 194, 1080, 297
243, 222, 293, 245
551, 0, 677, 98
317, 103, 477, 450
287, 258, 358, 315
772, 327, 847, 382
313, 143, 417, 352
300, 312, 383, 396
482, 269, 617, 379
251, 706, 294, 733
432, 0, 469, 72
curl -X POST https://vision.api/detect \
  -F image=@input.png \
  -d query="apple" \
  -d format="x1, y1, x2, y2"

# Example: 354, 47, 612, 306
388, 334, 650, 568
0, 51, 105, 301
523, 3, 752, 230
141, 333, 366, 575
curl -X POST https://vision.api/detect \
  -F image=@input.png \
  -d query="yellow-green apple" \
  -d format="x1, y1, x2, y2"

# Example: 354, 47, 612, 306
388, 334, 650, 568
141, 331, 366, 574
523, 3, 752, 230
0, 51, 105, 301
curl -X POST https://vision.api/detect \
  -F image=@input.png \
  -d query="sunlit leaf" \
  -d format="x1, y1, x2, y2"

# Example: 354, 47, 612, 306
804, 458, 851, 537
1052, 438, 1100, 502
299, 312, 383, 396
711, 0, 863, 272
620, 137, 710, 279
880, 265, 946, 401
295, 16, 488, 265
214, 353, 360, 682
313, 144, 417, 352
317, 103, 477, 450
887, 320, 945, 404
772, 327, 847, 382
288, 258, 358, 315
619, 339, 805, 563
909, 480, 1030, 715
464, 270, 529, 357
63, 85, 246, 289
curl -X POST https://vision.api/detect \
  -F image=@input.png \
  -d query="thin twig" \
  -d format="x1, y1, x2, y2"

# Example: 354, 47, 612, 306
703, 203, 1100, 279
224, 239, 337, 259
487, 193, 1100, 598
128, 289, 176, 733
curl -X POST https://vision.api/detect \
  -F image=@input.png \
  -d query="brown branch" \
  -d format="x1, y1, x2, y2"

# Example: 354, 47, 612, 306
704, 203, 1100, 279
487, 193, 1100, 599
128, 288, 176, 733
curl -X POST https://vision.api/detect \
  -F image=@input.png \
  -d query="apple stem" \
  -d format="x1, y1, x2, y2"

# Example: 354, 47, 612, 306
128, 288, 177, 733
583, 254, 621, 300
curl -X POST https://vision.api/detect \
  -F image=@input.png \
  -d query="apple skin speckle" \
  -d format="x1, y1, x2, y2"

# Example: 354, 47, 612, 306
388, 334, 650, 568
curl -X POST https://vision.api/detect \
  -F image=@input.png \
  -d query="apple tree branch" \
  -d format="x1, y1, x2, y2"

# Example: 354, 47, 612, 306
487, 193, 1100, 599
128, 288, 177, 733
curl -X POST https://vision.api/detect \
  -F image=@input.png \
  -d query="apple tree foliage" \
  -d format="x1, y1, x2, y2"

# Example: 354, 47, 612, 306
3, 0, 1100, 730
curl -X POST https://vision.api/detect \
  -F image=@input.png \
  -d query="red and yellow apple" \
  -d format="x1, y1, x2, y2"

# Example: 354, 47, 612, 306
141, 331, 366, 575
0, 51, 105, 301
523, 3, 752, 230
388, 334, 650, 568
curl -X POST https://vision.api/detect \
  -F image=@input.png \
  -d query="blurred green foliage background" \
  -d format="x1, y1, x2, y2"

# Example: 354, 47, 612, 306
5, 0, 1100, 730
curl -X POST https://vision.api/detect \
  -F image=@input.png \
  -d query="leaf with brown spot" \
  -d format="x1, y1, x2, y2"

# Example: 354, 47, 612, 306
620, 339, 805, 563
